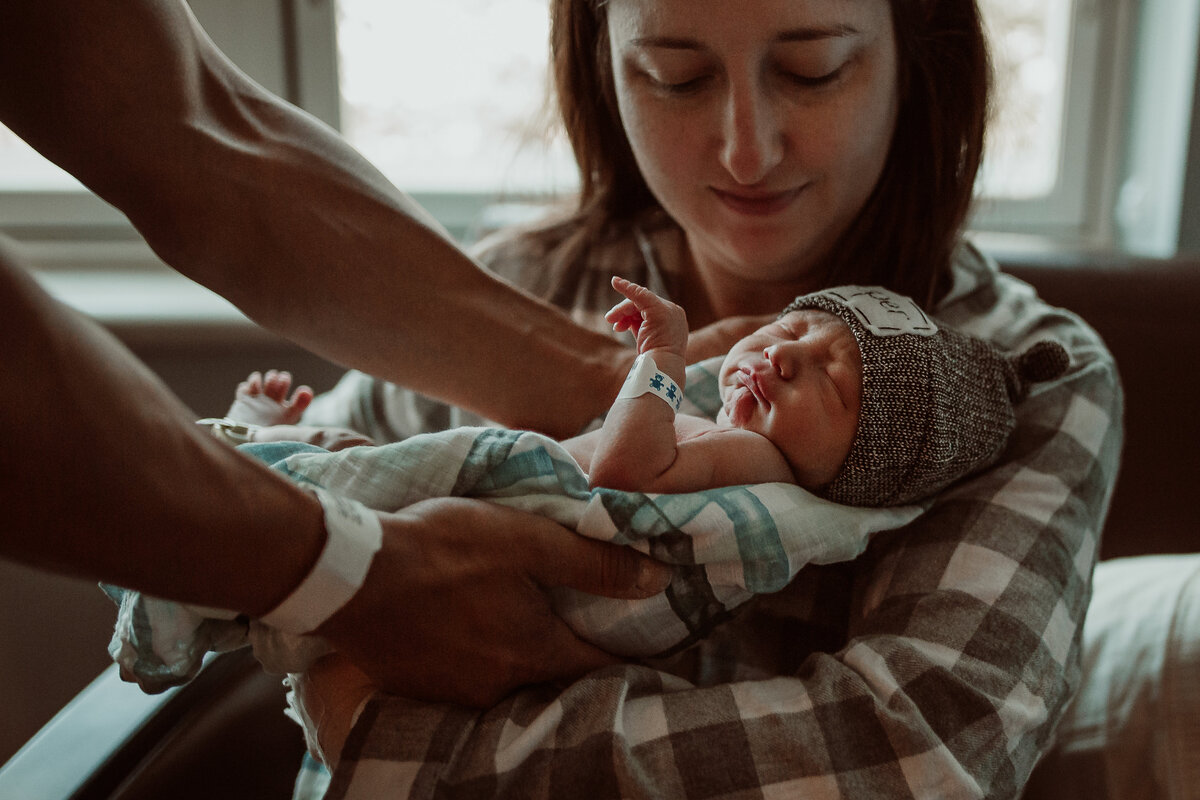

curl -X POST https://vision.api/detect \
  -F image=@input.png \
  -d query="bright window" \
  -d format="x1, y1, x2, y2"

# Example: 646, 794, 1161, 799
1, 0, 1191, 256
0, 128, 79, 192
336, 0, 576, 196
978, 0, 1074, 201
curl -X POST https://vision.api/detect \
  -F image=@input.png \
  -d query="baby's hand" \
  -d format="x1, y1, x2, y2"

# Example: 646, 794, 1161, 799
606, 277, 688, 359
227, 369, 313, 426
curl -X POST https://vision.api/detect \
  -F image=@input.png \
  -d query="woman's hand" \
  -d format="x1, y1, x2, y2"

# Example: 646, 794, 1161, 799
685, 314, 776, 364
316, 497, 671, 707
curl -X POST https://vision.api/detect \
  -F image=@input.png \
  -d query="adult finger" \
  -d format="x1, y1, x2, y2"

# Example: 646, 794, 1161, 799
526, 527, 672, 600
521, 615, 624, 684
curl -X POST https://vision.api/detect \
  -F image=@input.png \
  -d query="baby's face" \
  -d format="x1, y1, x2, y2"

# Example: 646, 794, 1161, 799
717, 309, 863, 488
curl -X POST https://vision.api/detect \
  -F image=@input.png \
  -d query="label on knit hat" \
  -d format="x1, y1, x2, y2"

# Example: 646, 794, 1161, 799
825, 287, 938, 338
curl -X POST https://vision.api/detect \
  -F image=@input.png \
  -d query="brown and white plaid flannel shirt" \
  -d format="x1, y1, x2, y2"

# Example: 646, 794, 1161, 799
301, 221, 1122, 800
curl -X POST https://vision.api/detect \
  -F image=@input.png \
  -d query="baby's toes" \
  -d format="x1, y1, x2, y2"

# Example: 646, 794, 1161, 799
240, 371, 264, 397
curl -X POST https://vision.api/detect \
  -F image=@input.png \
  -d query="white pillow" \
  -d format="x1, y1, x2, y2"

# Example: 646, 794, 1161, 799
1023, 555, 1200, 799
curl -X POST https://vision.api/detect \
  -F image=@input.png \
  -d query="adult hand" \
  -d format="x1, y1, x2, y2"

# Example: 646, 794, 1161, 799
315, 497, 672, 705
685, 314, 776, 364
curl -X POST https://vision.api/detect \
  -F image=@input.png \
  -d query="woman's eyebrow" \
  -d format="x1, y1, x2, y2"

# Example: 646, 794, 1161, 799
778, 24, 861, 43
629, 36, 704, 51
630, 25, 860, 51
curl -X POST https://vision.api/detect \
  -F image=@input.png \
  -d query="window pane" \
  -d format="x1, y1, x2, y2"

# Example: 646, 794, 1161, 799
2, 1, 1079, 202
978, 0, 1074, 200
0, 125, 81, 191
336, 0, 1077, 202
335, 0, 578, 196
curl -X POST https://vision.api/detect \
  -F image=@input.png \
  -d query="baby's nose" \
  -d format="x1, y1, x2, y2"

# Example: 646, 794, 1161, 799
763, 345, 794, 379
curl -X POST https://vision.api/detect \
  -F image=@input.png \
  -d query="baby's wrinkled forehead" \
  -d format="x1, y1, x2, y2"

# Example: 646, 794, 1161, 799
776, 308, 860, 352
777, 307, 848, 330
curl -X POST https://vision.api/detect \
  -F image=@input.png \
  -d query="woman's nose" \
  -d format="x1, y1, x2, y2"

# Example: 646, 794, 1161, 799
720, 83, 784, 185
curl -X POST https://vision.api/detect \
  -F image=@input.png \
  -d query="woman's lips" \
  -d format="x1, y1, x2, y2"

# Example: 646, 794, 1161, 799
712, 186, 802, 217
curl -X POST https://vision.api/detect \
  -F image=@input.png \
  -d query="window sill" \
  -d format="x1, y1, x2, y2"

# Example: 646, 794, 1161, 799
35, 270, 277, 348
28, 232, 1175, 351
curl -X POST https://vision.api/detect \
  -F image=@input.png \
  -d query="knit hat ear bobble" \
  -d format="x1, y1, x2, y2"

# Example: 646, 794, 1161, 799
780, 286, 1070, 507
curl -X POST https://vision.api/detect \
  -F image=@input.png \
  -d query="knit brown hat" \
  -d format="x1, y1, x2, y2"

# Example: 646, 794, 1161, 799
781, 286, 1069, 507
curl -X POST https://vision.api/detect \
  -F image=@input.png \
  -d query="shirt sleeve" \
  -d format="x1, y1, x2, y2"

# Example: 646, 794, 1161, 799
321, 261, 1124, 799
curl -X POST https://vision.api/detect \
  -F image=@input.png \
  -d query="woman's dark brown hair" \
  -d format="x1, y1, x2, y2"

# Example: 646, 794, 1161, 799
548, 0, 991, 307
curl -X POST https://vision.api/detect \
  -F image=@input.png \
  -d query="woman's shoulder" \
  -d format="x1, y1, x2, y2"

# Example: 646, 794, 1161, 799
936, 240, 1115, 371
468, 209, 580, 295
469, 206, 679, 317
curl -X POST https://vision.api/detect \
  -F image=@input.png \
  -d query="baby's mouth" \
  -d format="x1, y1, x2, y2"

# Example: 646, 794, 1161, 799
737, 368, 771, 409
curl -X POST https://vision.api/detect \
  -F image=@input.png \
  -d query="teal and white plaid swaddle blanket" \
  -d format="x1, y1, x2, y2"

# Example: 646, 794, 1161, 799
106, 360, 920, 691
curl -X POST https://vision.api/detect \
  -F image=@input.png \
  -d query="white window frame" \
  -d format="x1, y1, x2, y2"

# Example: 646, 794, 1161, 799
969, 0, 1117, 240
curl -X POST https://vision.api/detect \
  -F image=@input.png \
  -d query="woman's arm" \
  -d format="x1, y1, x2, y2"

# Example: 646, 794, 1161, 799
0, 0, 625, 437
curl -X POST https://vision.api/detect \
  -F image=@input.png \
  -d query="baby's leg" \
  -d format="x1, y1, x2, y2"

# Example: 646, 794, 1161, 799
227, 369, 313, 425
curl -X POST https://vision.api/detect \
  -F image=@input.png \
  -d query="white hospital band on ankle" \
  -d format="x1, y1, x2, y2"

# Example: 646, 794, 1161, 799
196, 417, 261, 446
260, 488, 383, 635
618, 353, 683, 412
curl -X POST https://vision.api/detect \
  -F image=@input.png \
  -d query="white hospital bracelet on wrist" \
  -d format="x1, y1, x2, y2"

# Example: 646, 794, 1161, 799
617, 353, 683, 412
260, 488, 383, 634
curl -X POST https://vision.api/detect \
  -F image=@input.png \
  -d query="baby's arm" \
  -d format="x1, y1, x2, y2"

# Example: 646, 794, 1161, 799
587, 278, 690, 491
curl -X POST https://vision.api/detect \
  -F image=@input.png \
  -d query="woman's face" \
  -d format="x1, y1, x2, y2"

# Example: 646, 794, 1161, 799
607, 0, 899, 293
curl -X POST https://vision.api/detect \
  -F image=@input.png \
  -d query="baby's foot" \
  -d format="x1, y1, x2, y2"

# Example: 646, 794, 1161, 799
227, 370, 313, 426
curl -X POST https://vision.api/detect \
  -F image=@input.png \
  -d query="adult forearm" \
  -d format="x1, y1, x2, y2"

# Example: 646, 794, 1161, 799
0, 0, 627, 436
0, 246, 325, 617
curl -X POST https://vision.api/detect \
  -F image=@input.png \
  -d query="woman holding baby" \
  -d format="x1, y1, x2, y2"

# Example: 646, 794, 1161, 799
290, 1, 1119, 797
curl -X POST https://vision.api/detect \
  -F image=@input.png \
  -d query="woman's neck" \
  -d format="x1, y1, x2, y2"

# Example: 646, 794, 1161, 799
676, 246, 829, 328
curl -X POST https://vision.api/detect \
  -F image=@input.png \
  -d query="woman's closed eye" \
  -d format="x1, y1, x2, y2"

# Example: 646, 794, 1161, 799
648, 66, 845, 94
783, 64, 845, 88
646, 72, 713, 96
